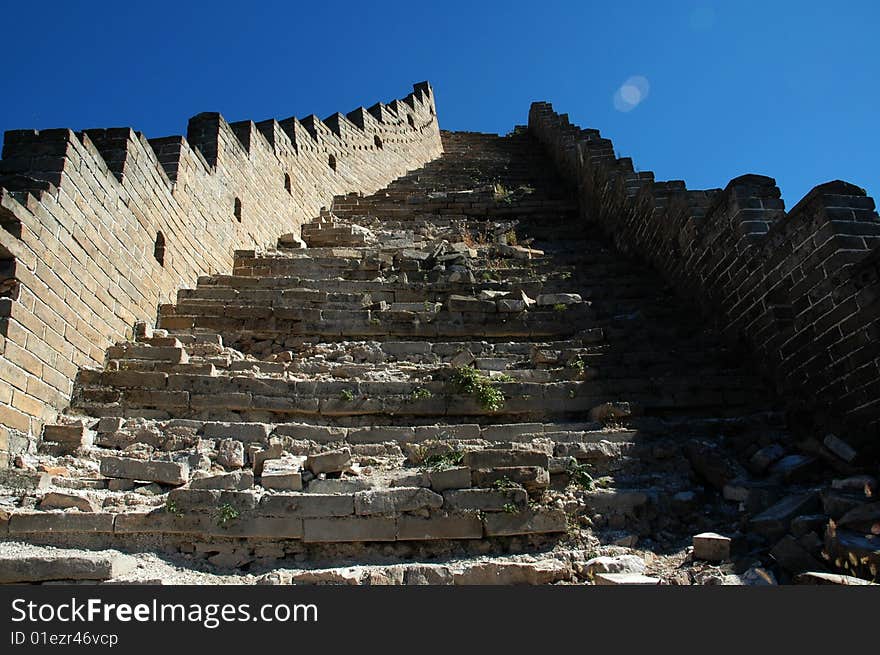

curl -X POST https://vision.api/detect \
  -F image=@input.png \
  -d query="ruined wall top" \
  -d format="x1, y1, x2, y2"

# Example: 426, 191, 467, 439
529, 101, 880, 448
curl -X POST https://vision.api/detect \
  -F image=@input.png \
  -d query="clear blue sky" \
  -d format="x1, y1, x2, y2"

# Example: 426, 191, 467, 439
1, 0, 877, 205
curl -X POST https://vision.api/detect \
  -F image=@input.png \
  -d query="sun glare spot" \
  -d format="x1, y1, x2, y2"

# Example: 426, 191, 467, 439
613, 75, 650, 112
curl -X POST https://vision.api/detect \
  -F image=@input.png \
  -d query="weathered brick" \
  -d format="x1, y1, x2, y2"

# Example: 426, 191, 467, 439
303, 516, 397, 543
354, 487, 444, 515
442, 488, 528, 512
397, 512, 483, 540
259, 493, 354, 518
463, 449, 549, 469
9, 511, 115, 534
100, 456, 189, 485
471, 467, 550, 494
482, 508, 567, 536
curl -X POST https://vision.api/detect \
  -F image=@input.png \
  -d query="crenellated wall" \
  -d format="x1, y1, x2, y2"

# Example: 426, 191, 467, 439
0, 82, 443, 464
529, 102, 880, 451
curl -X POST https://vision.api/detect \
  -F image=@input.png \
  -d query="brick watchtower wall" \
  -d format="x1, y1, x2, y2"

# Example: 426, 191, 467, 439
529, 102, 880, 455
0, 82, 443, 465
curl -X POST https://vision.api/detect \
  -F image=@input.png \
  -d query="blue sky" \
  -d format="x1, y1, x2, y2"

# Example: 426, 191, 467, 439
1, 0, 877, 205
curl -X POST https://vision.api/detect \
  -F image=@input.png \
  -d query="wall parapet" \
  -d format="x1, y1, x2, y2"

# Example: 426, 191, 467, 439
0, 82, 443, 463
529, 101, 880, 450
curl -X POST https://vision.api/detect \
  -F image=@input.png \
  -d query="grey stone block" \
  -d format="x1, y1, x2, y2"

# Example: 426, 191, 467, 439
354, 487, 444, 515
0, 552, 136, 583
100, 456, 189, 486
482, 508, 567, 536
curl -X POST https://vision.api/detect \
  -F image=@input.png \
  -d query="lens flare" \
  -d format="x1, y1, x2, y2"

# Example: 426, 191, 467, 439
613, 75, 650, 112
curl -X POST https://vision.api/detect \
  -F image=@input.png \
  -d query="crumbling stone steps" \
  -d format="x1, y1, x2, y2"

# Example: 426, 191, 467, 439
5, 128, 814, 584
185, 275, 665, 306
228, 250, 635, 275
106, 353, 747, 384
0, 542, 578, 585
80, 412, 787, 455
106, 332, 762, 379
87, 417, 646, 447
201, 259, 654, 282
72, 369, 766, 424
3, 506, 568, 552
156, 311, 595, 340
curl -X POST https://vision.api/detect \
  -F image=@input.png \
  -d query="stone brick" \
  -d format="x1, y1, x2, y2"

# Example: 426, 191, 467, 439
274, 423, 347, 441
305, 448, 351, 475
251, 441, 284, 477
354, 487, 444, 515
463, 448, 549, 469
190, 470, 254, 491
451, 559, 571, 585
0, 552, 137, 583
100, 456, 189, 485
38, 491, 100, 513
259, 493, 354, 518
260, 463, 303, 491
593, 573, 661, 585
0, 469, 51, 491
482, 508, 567, 536
442, 488, 528, 512
101, 370, 167, 389
750, 493, 820, 539
397, 512, 483, 540
202, 421, 271, 443
166, 489, 258, 513
95, 416, 124, 433
428, 466, 471, 491
219, 516, 303, 539
448, 295, 496, 312
42, 421, 86, 445
308, 477, 373, 493
303, 516, 397, 542
9, 512, 115, 534
536, 293, 582, 306
217, 438, 245, 469
471, 466, 549, 494
693, 532, 732, 561
114, 511, 213, 535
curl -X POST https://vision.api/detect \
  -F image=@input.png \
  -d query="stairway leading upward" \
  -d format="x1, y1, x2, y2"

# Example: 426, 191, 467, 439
9, 129, 841, 585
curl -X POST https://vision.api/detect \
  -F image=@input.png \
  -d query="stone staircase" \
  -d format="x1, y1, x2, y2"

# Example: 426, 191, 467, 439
3, 128, 873, 585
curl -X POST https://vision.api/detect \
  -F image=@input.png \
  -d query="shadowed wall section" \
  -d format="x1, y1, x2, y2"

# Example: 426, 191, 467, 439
529, 101, 880, 453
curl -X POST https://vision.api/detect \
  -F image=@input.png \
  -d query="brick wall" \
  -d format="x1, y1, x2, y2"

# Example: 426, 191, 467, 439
0, 82, 443, 465
529, 102, 880, 451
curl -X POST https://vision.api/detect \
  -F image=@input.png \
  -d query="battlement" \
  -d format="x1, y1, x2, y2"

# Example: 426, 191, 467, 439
529, 102, 880, 449
0, 82, 442, 462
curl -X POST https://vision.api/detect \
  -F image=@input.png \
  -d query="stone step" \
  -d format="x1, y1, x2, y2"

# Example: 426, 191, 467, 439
89, 416, 647, 448
0, 549, 137, 583
107, 352, 755, 393
73, 367, 766, 425
181, 281, 671, 317
156, 306, 596, 339
82, 411, 786, 456
3, 501, 568, 546
223, 256, 653, 284
256, 556, 573, 585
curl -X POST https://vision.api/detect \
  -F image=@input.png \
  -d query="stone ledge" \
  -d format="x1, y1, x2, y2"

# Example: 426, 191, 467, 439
482, 509, 568, 536
9, 512, 116, 534
303, 516, 397, 543
4, 505, 569, 543
0, 552, 137, 583
397, 512, 483, 540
